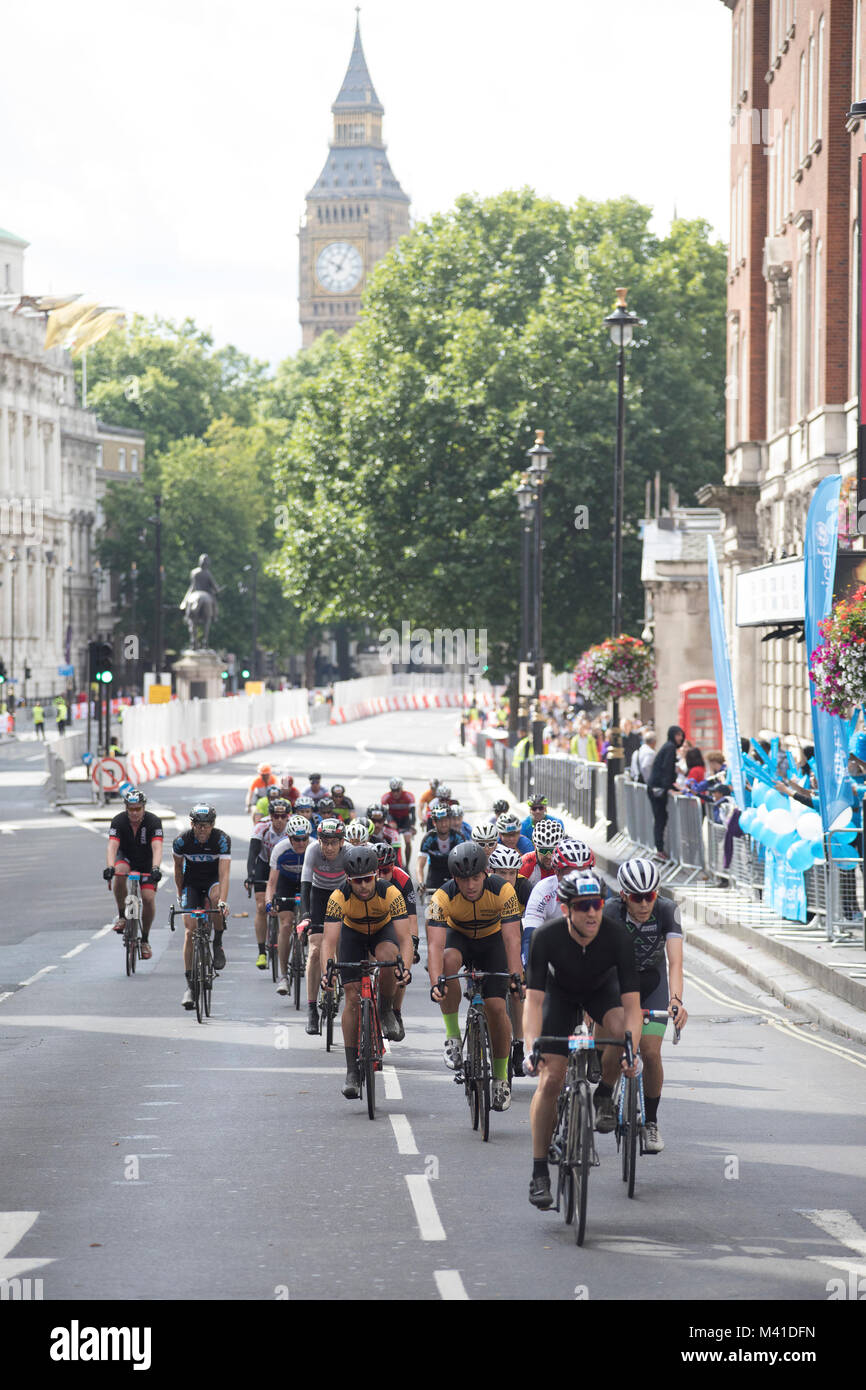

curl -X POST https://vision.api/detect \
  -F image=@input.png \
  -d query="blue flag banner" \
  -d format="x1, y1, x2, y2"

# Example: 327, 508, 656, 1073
804, 476, 853, 833
707, 536, 746, 810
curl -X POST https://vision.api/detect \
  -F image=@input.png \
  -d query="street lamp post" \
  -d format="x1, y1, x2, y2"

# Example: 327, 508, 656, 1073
525, 430, 552, 754
154, 494, 163, 684
243, 556, 259, 681
603, 288, 641, 834
516, 475, 534, 722
8, 549, 17, 709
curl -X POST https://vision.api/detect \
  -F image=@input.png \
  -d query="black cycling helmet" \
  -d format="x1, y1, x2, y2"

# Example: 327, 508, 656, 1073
448, 841, 487, 879
123, 789, 146, 808
556, 870, 602, 903
492, 798, 510, 817
374, 841, 399, 867
317, 795, 335, 813
191, 804, 216, 825
308, 772, 322, 782
266, 785, 282, 802
269, 798, 290, 817
331, 783, 346, 796
343, 844, 379, 879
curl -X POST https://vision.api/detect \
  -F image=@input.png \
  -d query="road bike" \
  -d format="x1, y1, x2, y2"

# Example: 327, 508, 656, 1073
267, 897, 307, 1005
615, 1007, 680, 1197
531, 1027, 634, 1246
122, 872, 144, 976
169, 904, 224, 1024
318, 957, 344, 1052
324, 956, 403, 1119
434, 969, 520, 1142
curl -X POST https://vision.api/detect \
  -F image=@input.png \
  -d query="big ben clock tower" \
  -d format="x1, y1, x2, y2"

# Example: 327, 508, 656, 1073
299, 13, 410, 347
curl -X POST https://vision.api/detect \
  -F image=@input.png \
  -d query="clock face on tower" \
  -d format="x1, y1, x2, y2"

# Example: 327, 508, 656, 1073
315, 242, 363, 294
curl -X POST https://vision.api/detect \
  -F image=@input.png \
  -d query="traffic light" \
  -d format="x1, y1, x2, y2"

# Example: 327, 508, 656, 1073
24, 666, 31, 680
221, 669, 229, 680
0, 657, 5, 685
90, 641, 114, 684
241, 668, 251, 680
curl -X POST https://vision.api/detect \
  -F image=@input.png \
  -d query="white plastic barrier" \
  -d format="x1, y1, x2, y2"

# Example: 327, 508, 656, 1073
330, 674, 499, 725
122, 689, 311, 785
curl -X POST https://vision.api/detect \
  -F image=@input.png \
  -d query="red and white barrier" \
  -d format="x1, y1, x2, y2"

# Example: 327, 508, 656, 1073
122, 689, 312, 786
329, 681, 498, 725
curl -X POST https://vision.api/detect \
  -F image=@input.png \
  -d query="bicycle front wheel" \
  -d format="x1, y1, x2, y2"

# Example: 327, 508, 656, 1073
360, 998, 376, 1119
572, 1083, 592, 1246
292, 934, 303, 1011
193, 940, 205, 1024
125, 924, 135, 977
269, 920, 279, 983
623, 1076, 638, 1198
558, 1094, 575, 1225
474, 1010, 492, 1142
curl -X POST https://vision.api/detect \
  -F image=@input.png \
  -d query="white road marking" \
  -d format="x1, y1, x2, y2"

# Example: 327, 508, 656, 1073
405, 1175, 446, 1241
61, 943, 90, 959
91, 924, 115, 939
383, 1066, 402, 1099
140, 1101, 181, 1106
389, 1113, 418, 1154
0, 993, 14, 1005
17, 966, 57, 987
799, 1209, 866, 1263
684, 968, 866, 1070
0, 1211, 54, 1280
143, 1083, 182, 1088
434, 1269, 469, 1300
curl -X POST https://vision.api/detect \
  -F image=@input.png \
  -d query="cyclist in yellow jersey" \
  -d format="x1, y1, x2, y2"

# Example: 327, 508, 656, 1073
427, 840, 523, 1111
322, 844, 413, 1099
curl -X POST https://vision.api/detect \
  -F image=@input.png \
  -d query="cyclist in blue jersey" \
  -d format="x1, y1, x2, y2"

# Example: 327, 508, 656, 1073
496, 810, 533, 856
520, 795, 564, 841
266, 814, 312, 997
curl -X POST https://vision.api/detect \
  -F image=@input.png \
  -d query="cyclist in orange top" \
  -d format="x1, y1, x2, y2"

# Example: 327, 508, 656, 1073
246, 763, 277, 813
418, 777, 440, 825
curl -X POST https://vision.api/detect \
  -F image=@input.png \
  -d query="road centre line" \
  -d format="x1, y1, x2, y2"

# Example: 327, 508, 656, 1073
389, 1113, 418, 1154
383, 1066, 402, 1099
91, 924, 114, 939
18, 966, 57, 987
61, 943, 90, 959
405, 1175, 446, 1241
434, 1270, 469, 1300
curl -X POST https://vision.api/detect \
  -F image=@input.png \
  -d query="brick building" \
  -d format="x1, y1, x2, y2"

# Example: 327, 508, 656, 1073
707, 0, 863, 740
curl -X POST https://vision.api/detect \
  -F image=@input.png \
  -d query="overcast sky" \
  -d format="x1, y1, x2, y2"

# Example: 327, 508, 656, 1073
2, 0, 732, 368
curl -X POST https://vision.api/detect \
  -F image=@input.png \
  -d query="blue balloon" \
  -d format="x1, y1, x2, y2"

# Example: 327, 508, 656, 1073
765, 790, 787, 813
739, 808, 756, 833
751, 783, 768, 807
786, 840, 814, 872
809, 839, 826, 863
775, 831, 797, 857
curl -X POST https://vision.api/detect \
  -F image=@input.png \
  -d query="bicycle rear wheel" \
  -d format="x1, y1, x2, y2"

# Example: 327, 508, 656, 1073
622, 1076, 638, 1198
324, 989, 335, 1050
558, 1094, 575, 1225
292, 933, 303, 1011
360, 998, 376, 1119
124, 923, 135, 977
572, 1083, 592, 1246
268, 918, 279, 982
474, 1011, 492, 1142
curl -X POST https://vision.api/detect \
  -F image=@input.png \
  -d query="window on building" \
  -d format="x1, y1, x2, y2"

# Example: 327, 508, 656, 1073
812, 239, 822, 406
798, 54, 806, 162
118, 448, 126, 472
741, 163, 748, 259
796, 251, 809, 418
733, 16, 740, 105
816, 16, 824, 144
767, 314, 777, 436
783, 120, 791, 215
857, 0, 863, 90
853, 220, 860, 400
96, 444, 103, 469
3, 264, 10, 292
808, 36, 815, 148
131, 450, 138, 472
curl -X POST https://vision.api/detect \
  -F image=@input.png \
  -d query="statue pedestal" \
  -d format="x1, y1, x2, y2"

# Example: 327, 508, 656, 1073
172, 650, 224, 701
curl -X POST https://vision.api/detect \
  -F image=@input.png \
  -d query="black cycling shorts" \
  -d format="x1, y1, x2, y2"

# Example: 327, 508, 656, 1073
538, 970, 622, 1056
181, 883, 219, 911
274, 874, 301, 907
337, 922, 400, 983
444, 928, 509, 999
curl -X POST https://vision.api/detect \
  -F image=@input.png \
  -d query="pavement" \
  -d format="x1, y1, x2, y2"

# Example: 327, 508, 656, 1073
457, 744, 866, 1048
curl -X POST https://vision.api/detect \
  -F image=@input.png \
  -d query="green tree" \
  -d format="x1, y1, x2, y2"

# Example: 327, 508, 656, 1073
80, 315, 269, 456
272, 191, 727, 675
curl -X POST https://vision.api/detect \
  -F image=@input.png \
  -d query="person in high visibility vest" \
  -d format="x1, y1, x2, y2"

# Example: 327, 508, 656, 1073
32, 702, 46, 740
512, 729, 533, 767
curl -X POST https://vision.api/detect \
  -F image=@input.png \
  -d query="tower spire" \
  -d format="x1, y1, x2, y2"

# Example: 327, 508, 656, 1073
332, 10, 382, 113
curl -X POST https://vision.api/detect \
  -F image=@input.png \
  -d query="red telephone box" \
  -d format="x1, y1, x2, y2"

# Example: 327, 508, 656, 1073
677, 681, 722, 749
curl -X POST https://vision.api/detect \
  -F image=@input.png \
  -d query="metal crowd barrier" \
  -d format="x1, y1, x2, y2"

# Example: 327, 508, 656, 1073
478, 742, 864, 943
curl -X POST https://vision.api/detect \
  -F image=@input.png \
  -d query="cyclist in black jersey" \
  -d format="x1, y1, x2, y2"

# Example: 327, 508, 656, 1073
173, 804, 231, 1011
602, 858, 688, 1153
104, 791, 163, 957
523, 871, 643, 1210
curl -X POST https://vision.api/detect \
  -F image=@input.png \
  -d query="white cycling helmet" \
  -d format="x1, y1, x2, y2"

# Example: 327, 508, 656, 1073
532, 818, 564, 851
496, 810, 522, 834
471, 817, 500, 846
286, 815, 312, 838
389, 778, 403, 791
488, 844, 522, 871
345, 818, 370, 844
617, 858, 660, 894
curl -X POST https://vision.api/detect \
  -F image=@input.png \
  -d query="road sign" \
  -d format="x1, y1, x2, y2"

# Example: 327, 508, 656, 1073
91, 757, 127, 793
57, 666, 74, 677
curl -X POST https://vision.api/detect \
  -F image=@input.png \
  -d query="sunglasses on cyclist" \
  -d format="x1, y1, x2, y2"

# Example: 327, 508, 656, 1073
627, 890, 657, 903
271, 812, 288, 820
349, 874, 376, 885
570, 897, 603, 912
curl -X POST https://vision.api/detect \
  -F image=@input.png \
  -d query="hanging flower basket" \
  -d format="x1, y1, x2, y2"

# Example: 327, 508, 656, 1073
809, 583, 866, 718
574, 634, 655, 705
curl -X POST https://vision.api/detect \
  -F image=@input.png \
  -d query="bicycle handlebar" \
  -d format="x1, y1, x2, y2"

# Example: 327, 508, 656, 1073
323, 955, 406, 986
168, 903, 226, 933
530, 1030, 634, 1067
643, 1006, 681, 1045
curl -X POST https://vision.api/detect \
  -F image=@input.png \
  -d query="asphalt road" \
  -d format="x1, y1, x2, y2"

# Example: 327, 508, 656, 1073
1, 711, 865, 1319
